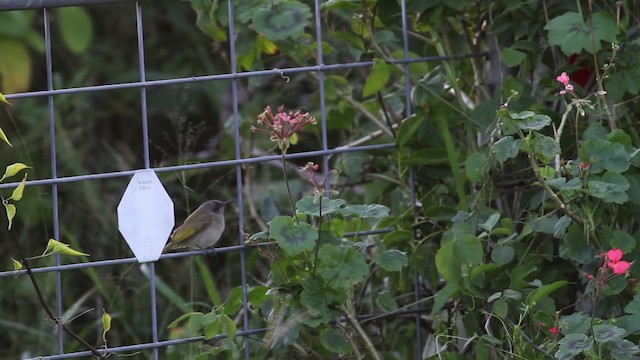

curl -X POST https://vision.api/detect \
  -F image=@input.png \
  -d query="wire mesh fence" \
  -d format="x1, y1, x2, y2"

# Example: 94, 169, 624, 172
0, 1, 488, 359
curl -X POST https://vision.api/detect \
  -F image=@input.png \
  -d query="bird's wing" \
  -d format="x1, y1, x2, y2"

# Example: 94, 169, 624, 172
170, 216, 212, 243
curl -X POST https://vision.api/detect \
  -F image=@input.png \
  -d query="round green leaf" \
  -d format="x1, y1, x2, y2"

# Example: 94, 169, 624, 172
253, 1, 312, 41
320, 327, 350, 354
593, 324, 625, 344
269, 216, 318, 256
611, 230, 636, 253
375, 249, 408, 271
376, 291, 398, 312
318, 245, 368, 289
296, 196, 344, 216
465, 151, 487, 183
491, 245, 514, 265
57, 7, 94, 54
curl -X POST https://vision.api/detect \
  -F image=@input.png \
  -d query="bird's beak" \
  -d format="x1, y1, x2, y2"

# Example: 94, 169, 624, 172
224, 200, 235, 205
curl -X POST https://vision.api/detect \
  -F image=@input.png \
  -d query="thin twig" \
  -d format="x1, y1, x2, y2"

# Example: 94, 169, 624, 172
9, 220, 106, 358
340, 304, 382, 360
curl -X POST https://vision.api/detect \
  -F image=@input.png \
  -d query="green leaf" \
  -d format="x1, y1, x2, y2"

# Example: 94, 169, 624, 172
527, 280, 568, 307
8, 173, 27, 201
492, 136, 523, 163
435, 241, 459, 282
492, 298, 508, 319
555, 334, 592, 359
167, 312, 203, 329
501, 47, 526, 67
0, 163, 30, 182
435, 235, 482, 283
57, 7, 94, 54
516, 114, 552, 131
43, 239, 89, 257
560, 224, 595, 264
510, 264, 537, 289
218, 314, 237, 341
531, 134, 560, 163
545, 12, 619, 55
338, 204, 390, 218
375, 250, 408, 271
465, 151, 487, 183
222, 286, 243, 316
253, 1, 312, 41
479, 213, 500, 231
608, 338, 640, 357
593, 324, 625, 343
296, 197, 345, 216
300, 276, 332, 316
5, 203, 15, 230
0, 38, 32, 94
248, 286, 270, 306
553, 215, 572, 239
603, 276, 627, 296
318, 245, 368, 289
320, 327, 350, 354
376, 291, 398, 312
580, 139, 630, 174
610, 230, 636, 253
269, 216, 318, 256
560, 312, 591, 335
363, 59, 390, 96
431, 283, 461, 315
508, 111, 535, 119
588, 171, 630, 204
491, 245, 514, 265
625, 293, 640, 314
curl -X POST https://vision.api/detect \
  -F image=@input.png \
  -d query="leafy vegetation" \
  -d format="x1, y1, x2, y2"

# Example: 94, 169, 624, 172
2, 0, 640, 359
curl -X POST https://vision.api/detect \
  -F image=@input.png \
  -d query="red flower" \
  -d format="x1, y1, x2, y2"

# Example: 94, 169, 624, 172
556, 72, 575, 95
580, 163, 590, 171
607, 248, 632, 275
550, 326, 559, 335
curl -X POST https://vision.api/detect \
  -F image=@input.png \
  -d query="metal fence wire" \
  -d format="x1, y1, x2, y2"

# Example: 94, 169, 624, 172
0, 1, 488, 359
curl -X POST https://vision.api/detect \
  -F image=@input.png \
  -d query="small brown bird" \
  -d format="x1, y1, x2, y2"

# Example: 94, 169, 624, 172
163, 199, 233, 253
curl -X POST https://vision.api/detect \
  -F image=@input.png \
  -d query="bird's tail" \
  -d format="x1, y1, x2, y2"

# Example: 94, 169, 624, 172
162, 241, 178, 253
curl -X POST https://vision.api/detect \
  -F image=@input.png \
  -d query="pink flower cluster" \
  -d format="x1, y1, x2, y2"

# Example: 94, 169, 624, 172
607, 248, 631, 275
556, 72, 574, 95
251, 105, 317, 153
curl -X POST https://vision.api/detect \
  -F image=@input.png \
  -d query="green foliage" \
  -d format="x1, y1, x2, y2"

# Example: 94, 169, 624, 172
545, 12, 618, 55
4, 0, 640, 358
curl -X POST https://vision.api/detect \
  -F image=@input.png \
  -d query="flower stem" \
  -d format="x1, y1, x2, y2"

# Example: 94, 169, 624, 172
312, 196, 323, 276
281, 153, 299, 224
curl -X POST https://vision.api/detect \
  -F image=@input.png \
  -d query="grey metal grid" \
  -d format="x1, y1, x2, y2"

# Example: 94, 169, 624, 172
0, 1, 488, 359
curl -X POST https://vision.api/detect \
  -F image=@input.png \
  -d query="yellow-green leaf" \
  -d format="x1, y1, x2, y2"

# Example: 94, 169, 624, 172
9, 173, 27, 201
102, 308, 112, 344
11, 258, 22, 271
0, 127, 12, 147
44, 239, 89, 257
0, 163, 30, 182
5, 203, 15, 230
0, 91, 11, 106
0, 38, 32, 94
